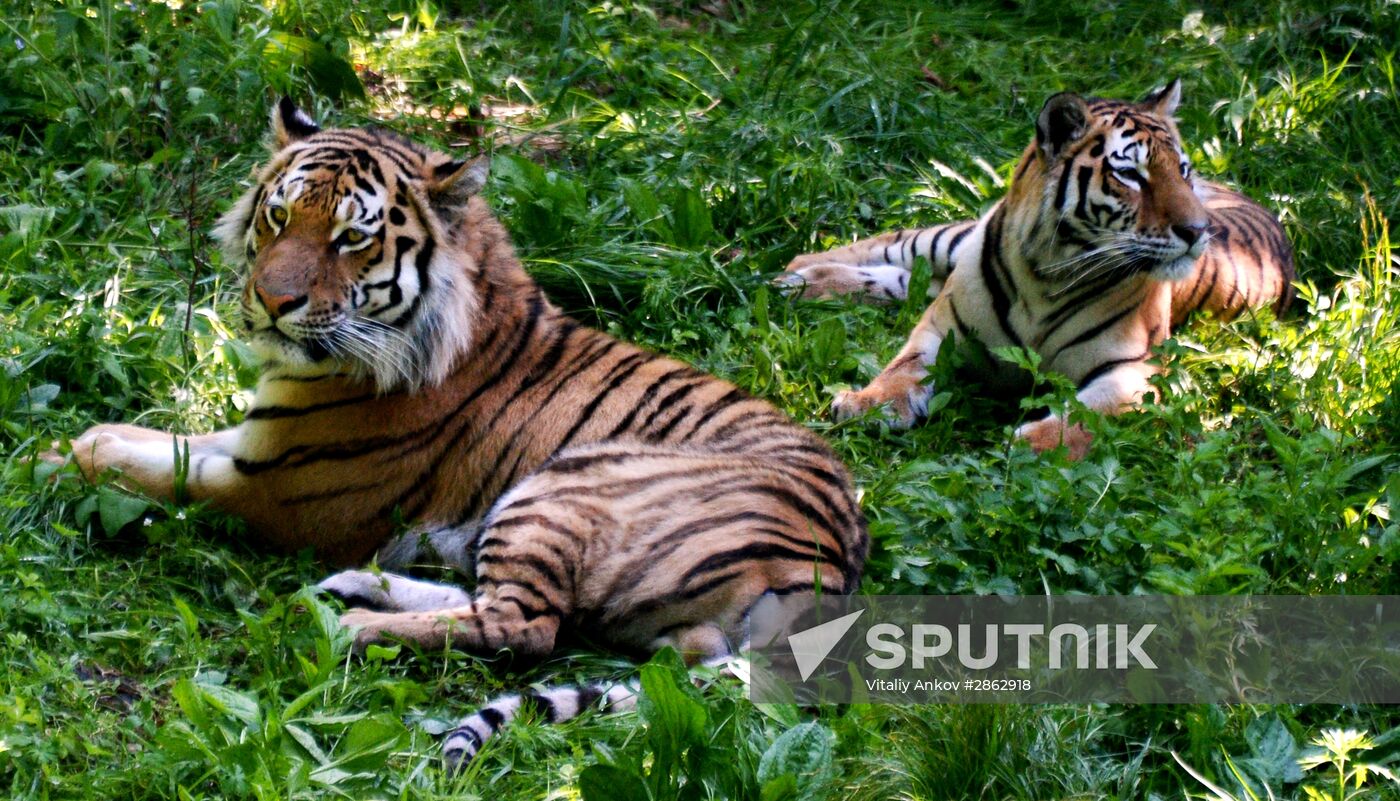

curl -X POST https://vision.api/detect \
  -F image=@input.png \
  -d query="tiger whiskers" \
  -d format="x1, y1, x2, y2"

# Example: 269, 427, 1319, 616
1041, 239, 1150, 298
319, 317, 427, 390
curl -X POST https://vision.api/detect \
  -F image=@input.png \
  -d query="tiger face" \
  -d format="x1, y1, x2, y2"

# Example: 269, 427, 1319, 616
1032, 79, 1209, 282
215, 99, 484, 389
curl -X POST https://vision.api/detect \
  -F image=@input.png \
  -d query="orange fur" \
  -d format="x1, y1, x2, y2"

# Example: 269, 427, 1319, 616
56, 105, 868, 668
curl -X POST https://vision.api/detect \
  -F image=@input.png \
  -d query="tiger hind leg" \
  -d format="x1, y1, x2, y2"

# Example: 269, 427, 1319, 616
335, 502, 590, 655
336, 585, 564, 657
336, 444, 858, 769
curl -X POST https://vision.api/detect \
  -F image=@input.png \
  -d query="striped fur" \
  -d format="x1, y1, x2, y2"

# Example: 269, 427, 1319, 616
58, 100, 867, 765
778, 81, 1294, 458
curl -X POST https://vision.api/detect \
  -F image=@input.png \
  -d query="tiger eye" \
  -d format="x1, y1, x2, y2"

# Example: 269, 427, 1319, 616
344, 229, 367, 244
268, 206, 289, 226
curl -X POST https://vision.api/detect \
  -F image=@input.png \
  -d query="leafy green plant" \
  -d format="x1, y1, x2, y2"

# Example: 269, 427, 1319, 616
1176, 725, 1400, 801
578, 650, 836, 801
1298, 730, 1400, 801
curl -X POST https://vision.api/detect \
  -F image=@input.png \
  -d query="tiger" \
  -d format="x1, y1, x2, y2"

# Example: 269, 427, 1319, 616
778, 80, 1294, 459
51, 99, 868, 768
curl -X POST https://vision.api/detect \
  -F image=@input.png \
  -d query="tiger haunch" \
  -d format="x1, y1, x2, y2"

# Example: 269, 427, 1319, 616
778, 80, 1294, 458
59, 99, 867, 766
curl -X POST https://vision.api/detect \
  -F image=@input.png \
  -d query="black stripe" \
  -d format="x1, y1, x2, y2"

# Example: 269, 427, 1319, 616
528, 335, 622, 419
978, 207, 1022, 347
699, 482, 844, 535
577, 685, 604, 710
1041, 267, 1129, 332
926, 225, 951, 262
1077, 352, 1149, 390
1073, 165, 1094, 222
523, 691, 560, 722
541, 448, 647, 474
1053, 163, 1075, 211
245, 394, 375, 420
505, 465, 742, 509
1055, 302, 1137, 353
447, 726, 483, 748
678, 542, 837, 589
554, 355, 649, 449
677, 387, 748, 442
477, 553, 568, 589
505, 320, 580, 405
478, 579, 553, 603
641, 381, 703, 434
606, 367, 693, 438
948, 297, 967, 336
946, 223, 974, 260
495, 595, 563, 623
390, 234, 436, 327
678, 569, 744, 600
485, 513, 582, 540
647, 400, 697, 442
479, 707, 506, 732
648, 510, 795, 555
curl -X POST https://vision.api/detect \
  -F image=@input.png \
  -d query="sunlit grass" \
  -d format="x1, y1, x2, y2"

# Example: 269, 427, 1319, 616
2, 0, 1399, 798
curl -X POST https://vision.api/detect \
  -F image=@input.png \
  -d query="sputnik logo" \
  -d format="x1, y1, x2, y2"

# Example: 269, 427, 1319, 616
787, 609, 865, 681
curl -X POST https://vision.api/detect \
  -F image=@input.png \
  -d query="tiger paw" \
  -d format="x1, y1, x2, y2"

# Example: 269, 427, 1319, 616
783, 249, 840, 274
338, 608, 398, 652
1014, 417, 1094, 461
319, 571, 395, 611
67, 424, 167, 482
339, 607, 455, 653
36, 442, 69, 470
773, 261, 843, 298
777, 261, 889, 300
831, 383, 927, 428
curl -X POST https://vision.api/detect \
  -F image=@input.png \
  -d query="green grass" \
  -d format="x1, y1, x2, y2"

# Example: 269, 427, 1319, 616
3, 0, 1399, 798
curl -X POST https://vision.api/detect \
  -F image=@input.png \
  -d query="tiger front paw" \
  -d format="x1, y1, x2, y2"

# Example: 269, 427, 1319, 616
784, 249, 841, 274
339, 607, 456, 653
1014, 417, 1094, 461
831, 381, 929, 429
65, 424, 169, 483
338, 608, 399, 653
773, 260, 846, 299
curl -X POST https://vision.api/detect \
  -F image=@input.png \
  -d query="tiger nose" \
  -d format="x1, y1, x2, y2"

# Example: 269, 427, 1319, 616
1172, 222, 1208, 247
254, 283, 308, 320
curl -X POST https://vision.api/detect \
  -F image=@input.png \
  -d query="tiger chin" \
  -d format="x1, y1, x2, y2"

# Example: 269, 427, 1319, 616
50, 99, 867, 768
779, 80, 1295, 460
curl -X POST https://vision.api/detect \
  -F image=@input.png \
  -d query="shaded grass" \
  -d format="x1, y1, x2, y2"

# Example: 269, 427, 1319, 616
2, 0, 1399, 798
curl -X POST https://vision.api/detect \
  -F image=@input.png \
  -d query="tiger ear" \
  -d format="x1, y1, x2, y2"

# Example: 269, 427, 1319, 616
425, 155, 490, 209
271, 97, 321, 148
1142, 78, 1182, 116
1036, 92, 1088, 159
